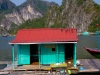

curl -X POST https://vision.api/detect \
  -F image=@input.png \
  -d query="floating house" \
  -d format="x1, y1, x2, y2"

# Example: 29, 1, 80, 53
9, 28, 78, 69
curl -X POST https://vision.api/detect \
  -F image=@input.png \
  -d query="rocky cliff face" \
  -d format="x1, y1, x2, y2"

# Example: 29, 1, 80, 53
0, 0, 16, 35
0, 5, 42, 35
5, 5, 42, 25
0, 0, 57, 35
1, 0, 99, 35
45, 0, 98, 32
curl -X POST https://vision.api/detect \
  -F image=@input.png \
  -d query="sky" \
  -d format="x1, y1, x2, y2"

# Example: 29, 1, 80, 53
10, 0, 100, 6
10, 0, 26, 6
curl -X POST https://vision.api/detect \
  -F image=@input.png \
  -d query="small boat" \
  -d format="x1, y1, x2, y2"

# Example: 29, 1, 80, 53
2, 34, 8, 37
84, 47, 100, 59
84, 24, 100, 59
82, 31, 89, 35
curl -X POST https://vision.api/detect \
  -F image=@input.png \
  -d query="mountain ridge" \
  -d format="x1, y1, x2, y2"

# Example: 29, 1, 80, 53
44, 0, 100, 32
0, 0, 58, 35
14, 0, 100, 33
1, 0, 100, 35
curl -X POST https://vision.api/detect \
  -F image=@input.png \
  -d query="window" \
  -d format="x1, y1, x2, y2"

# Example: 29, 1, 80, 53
52, 48, 56, 52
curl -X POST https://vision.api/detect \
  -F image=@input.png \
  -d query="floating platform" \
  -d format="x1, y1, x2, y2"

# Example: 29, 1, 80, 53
1, 59, 100, 75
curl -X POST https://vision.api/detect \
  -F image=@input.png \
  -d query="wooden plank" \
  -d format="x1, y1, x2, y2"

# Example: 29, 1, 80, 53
78, 59, 100, 73
81, 59, 91, 69
87, 59, 97, 69
23, 74, 34, 75
88, 59, 100, 69
85, 60, 92, 69
79, 69, 99, 72
92, 59, 100, 69
0, 72, 9, 74
80, 59, 98, 69
13, 69, 27, 71
23, 74, 37, 75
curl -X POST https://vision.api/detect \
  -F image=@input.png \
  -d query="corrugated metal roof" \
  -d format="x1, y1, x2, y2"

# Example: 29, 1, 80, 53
9, 28, 78, 44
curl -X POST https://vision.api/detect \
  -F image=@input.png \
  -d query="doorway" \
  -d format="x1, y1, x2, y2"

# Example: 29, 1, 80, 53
64, 44, 74, 62
30, 44, 39, 65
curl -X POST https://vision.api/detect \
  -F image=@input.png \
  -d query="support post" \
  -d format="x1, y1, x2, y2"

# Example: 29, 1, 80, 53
38, 44, 41, 69
56, 44, 59, 63
73, 43, 76, 68
12, 44, 15, 69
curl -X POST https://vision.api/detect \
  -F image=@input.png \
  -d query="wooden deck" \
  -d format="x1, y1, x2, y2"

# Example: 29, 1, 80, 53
1, 59, 100, 74
78, 59, 100, 73
1, 65, 51, 71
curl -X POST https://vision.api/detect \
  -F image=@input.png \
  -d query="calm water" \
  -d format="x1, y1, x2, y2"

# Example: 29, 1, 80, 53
0, 36, 16, 61
0, 35, 98, 61
77, 35, 97, 59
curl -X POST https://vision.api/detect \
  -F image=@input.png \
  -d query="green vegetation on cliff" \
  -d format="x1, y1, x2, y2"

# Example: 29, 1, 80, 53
9, 18, 45, 34
88, 3, 100, 32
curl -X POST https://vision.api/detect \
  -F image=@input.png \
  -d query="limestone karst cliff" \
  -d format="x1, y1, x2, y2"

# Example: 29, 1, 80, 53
45, 0, 99, 32
0, 0, 57, 35
1, 0, 100, 35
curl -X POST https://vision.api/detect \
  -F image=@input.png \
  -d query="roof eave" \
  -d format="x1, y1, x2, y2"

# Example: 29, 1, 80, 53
9, 41, 78, 45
